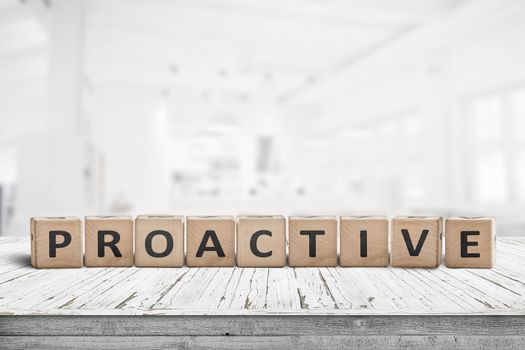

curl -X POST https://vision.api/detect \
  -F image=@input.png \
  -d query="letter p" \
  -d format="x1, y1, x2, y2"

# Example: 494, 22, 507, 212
49, 231, 72, 258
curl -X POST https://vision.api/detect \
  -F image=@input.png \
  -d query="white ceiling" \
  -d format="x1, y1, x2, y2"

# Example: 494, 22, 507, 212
0, 0, 465, 99
84, 0, 465, 98
0, 0, 474, 146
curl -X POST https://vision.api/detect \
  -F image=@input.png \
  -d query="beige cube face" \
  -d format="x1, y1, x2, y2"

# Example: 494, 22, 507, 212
340, 216, 389, 267
186, 216, 235, 267
236, 216, 286, 267
84, 216, 134, 267
288, 216, 337, 267
30, 217, 83, 268
391, 216, 443, 268
134, 215, 184, 267
445, 217, 495, 268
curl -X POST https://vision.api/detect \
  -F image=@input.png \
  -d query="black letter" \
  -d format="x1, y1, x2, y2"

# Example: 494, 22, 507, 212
461, 231, 480, 258
360, 230, 368, 257
145, 230, 174, 258
196, 230, 225, 257
401, 229, 429, 256
98, 231, 122, 258
49, 231, 72, 258
300, 230, 325, 257
250, 230, 272, 257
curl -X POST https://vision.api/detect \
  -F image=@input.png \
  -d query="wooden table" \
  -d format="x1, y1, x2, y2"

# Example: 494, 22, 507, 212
1, 237, 524, 349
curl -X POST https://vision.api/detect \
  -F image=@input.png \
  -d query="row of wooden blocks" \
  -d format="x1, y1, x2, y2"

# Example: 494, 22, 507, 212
30, 215, 495, 269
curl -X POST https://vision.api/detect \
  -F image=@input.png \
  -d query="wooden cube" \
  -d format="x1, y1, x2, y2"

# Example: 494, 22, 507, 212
445, 217, 495, 268
288, 216, 337, 267
135, 215, 184, 267
85, 216, 134, 267
186, 216, 235, 267
340, 216, 389, 267
391, 216, 443, 268
30, 217, 83, 268
236, 215, 286, 267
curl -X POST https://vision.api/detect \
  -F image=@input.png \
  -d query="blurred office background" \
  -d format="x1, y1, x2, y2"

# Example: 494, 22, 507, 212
0, 0, 524, 236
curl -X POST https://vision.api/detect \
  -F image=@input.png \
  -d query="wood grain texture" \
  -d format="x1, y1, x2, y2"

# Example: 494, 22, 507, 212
30, 217, 83, 268
1, 232, 525, 348
186, 216, 235, 267
2, 315, 525, 336
0, 237, 524, 316
288, 216, 337, 267
445, 217, 495, 268
84, 216, 134, 267
340, 216, 389, 267
2, 335, 525, 350
2, 315, 525, 349
134, 215, 184, 267
236, 215, 286, 267
391, 216, 443, 268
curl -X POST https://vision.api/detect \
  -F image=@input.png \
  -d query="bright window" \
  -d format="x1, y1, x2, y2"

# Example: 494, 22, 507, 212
464, 86, 525, 204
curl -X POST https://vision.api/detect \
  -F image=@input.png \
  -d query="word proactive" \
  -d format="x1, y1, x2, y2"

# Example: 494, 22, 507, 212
30, 215, 496, 269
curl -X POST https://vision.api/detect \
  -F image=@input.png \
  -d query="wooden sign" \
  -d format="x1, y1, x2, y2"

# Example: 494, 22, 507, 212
236, 215, 286, 267
186, 216, 235, 267
31, 217, 82, 268
288, 216, 337, 267
84, 216, 134, 267
391, 216, 443, 268
445, 217, 495, 268
30, 214, 496, 269
340, 216, 389, 267
134, 215, 184, 267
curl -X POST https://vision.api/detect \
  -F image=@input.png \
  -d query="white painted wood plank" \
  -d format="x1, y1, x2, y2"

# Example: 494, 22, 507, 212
0, 237, 524, 316
216, 266, 245, 310
265, 267, 302, 310
334, 268, 402, 312
228, 268, 269, 310
163, 268, 224, 310
223, 267, 257, 309
2, 268, 116, 311
61, 268, 142, 310
152, 267, 205, 310
120, 267, 191, 312
292, 268, 339, 310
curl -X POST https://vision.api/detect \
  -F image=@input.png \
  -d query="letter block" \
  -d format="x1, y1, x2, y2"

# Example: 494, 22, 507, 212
30, 217, 82, 268
288, 216, 337, 267
186, 216, 235, 267
340, 216, 389, 267
85, 216, 134, 267
236, 215, 286, 267
135, 215, 184, 267
391, 216, 443, 268
445, 217, 495, 268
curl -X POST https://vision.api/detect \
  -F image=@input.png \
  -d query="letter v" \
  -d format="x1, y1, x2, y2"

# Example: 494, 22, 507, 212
401, 229, 429, 256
